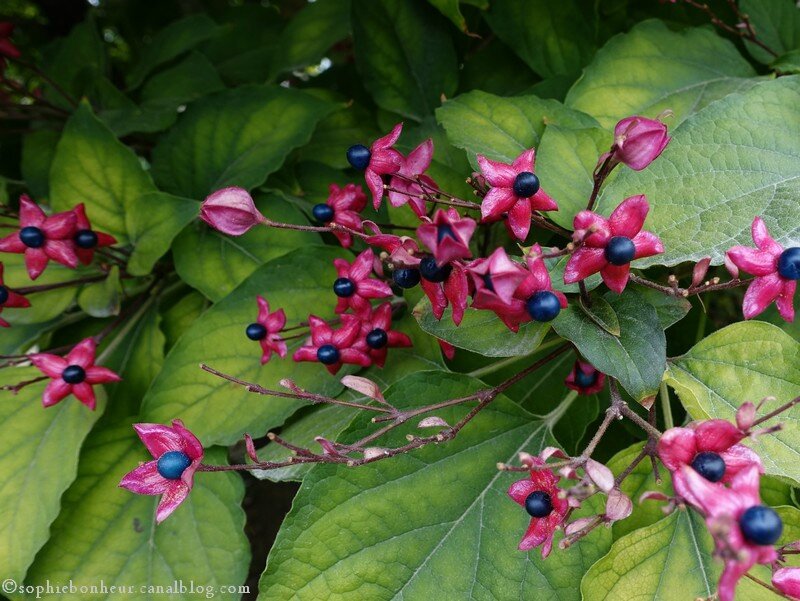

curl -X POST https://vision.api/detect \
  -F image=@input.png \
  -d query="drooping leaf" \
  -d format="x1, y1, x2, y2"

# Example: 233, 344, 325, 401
151, 85, 333, 199
599, 76, 800, 268
23, 424, 248, 597
484, 0, 597, 78
77, 265, 121, 318
666, 321, 800, 485
259, 372, 611, 599
740, 0, 800, 64
0, 367, 103, 584
553, 289, 666, 405
21, 129, 60, 200
426, 0, 473, 33
351, 0, 458, 121
49, 102, 156, 244
565, 19, 758, 128
436, 90, 598, 168
141, 247, 351, 446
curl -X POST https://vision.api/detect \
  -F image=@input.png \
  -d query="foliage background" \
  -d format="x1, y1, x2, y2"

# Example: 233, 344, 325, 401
0, 0, 798, 599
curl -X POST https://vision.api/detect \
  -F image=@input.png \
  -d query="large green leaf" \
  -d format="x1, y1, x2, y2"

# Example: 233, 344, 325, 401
435, 90, 598, 168
21, 129, 60, 200
141, 247, 351, 445
484, 0, 596, 78
40, 21, 106, 106
50, 102, 157, 244
351, 0, 458, 121
552, 289, 667, 405
565, 19, 758, 128
0, 367, 103, 584
151, 85, 333, 199
140, 51, 225, 111
0, 252, 79, 326
666, 321, 800, 485
172, 193, 321, 301
23, 423, 248, 597
599, 76, 800, 268
259, 372, 612, 599
741, 0, 800, 64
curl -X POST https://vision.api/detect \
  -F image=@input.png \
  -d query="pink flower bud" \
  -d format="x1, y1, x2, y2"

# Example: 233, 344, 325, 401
691, 257, 712, 287
200, 187, 265, 236
586, 459, 614, 492
736, 401, 757, 431
605, 489, 633, 522
613, 116, 670, 171
244, 434, 259, 462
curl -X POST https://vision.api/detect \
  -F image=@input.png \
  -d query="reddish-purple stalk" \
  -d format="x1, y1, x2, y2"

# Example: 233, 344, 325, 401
679, 0, 778, 58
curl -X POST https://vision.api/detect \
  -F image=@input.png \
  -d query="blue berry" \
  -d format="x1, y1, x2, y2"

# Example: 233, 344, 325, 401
778, 247, 800, 280
333, 277, 356, 297
691, 451, 726, 483
246, 323, 267, 341
19, 226, 45, 249
74, 229, 98, 249
604, 236, 636, 266
740, 505, 783, 545
524, 491, 553, 518
575, 369, 598, 389
312, 203, 335, 223
317, 344, 340, 365
513, 172, 540, 198
526, 290, 562, 322
157, 450, 192, 480
437, 224, 456, 242
346, 144, 371, 170
0, 286, 8, 305
419, 257, 452, 283
482, 273, 495, 293
393, 268, 420, 289
62, 365, 86, 384
366, 328, 388, 349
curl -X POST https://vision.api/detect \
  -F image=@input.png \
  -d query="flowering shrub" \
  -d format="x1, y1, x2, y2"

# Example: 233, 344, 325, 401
0, 1, 799, 599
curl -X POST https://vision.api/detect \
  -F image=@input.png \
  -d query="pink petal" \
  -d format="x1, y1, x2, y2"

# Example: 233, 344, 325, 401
357, 278, 393, 299
777, 280, 796, 322
508, 478, 537, 506
405, 139, 433, 174
476, 154, 516, 187
421, 279, 447, 320
657, 428, 698, 470
42, 211, 77, 239
4, 289, 30, 308
693, 419, 743, 453
678, 466, 740, 516
42, 379, 71, 407
507, 200, 532, 241
350, 249, 374, 281
773, 568, 800, 598
727, 464, 761, 507
0, 232, 26, 253
480, 187, 517, 220
18, 195, 45, 226
563, 248, 606, 284
719, 444, 763, 482
600, 263, 630, 294
44, 240, 79, 268
372, 122, 403, 151
530, 188, 558, 212
118, 461, 170, 495
31, 353, 68, 378
72, 382, 96, 409
717, 557, 753, 601
365, 169, 385, 210
573, 211, 610, 247
173, 419, 204, 460
725, 246, 777, 276
609, 195, 649, 238
156, 482, 191, 523
66, 338, 97, 368
632, 231, 664, 260
292, 346, 318, 362
752, 217, 782, 255
742, 273, 783, 319
134, 423, 187, 459
339, 348, 372, 366
84, 366, 122, 384
518, 517, 554, 554
24, 248, 49, 280
511, 148, 535, 173
265, 308, 286, 332
332, 315, 362, 347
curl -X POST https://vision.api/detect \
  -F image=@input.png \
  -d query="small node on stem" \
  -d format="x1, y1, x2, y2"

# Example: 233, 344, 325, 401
267, 432, 277, 441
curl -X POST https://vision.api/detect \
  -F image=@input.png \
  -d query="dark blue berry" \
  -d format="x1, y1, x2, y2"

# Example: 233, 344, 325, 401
157, 450, 192, 480
333, 277, 356, 297
691, 451, 726, 483
482, 273, 495, 293
346, 144, 371, 170
526, 290, 562, 322
74, 229, 98, 249
419, 257, 452, 283
739, 505, 783, 545
317, 344, 340, 365
19, 226, 45, 249
524, 491, 553, 518
366, 328, 388, 349
604, 236, 636, 266
62, 365, 86, 384
312, 203, 335, 223
437, 224, 456, 242
575, 368, 598, 389
512, 172, 540, 198
246, 323, 267, 341
0, 285, 8, 305
393, 268, 420, 289
778, 247, 800, 280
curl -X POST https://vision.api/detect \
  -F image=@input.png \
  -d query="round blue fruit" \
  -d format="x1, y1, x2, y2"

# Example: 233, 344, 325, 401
157, 450, 192, 480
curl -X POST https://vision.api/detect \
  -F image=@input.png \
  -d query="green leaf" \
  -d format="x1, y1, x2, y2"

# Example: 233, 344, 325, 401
536, 125, 610, 229
141, 247, 350, 446
741, 0, 800, 64
172, 193, 321, 301
484, 0, 597, 78
581, 510, 718, 600
553, 289, 666, 405
140, 51, 225, 110
773, 49, 800, 75
565, 19, 758, 128
126, 192, 199, 276
127, 14, 222, 88
633, 285, 692, 330
21, 129, 60, 200
259, 372, 611, 599
151, 85, 333, 198
413, 298, 550, 357
579, 296, 620, 337
77, 266, 121, 318
50, 102, 156, 244
40, 20, 106, 106
426, 0, 472, 33
666, 321, 800, 485
268, 0, 351, 80
0, 253, 78, 326
160, 291, 209, 351
23, 423, 248, 595
599, 76, 800, 268
0, 367, 103, 584
297, 102, 379, 170
436, 90, 598, 168
351, 0, 458, 120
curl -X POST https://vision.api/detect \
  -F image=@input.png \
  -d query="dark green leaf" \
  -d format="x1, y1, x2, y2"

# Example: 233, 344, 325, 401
77, 265, 121, 318
741, 0, 800, 64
